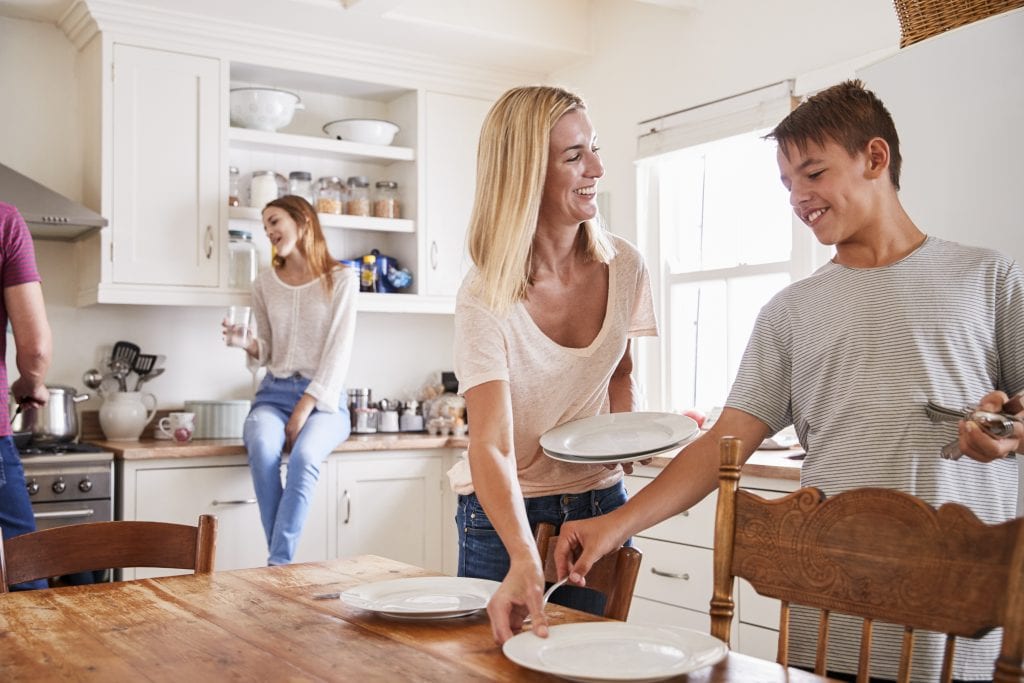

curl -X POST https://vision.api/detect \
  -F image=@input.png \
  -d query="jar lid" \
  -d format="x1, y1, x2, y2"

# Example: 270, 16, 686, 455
229, 166, 239, 174
253, 170, 276, 177
289, 171, 312, 180
348, 176, 369, 188
228, 229, 253, 240
375, 180, 398, 189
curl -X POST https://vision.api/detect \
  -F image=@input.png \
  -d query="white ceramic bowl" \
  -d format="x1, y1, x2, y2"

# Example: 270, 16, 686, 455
322, 118, 400, 145
230, 88, 304, 132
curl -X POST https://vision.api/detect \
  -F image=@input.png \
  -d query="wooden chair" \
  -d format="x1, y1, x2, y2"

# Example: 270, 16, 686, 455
709, 436, 1024, 683
0, 515, 217, 592
534, 521, 642, 621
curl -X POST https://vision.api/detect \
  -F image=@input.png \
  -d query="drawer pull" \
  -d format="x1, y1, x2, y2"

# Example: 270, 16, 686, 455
650, 567, 690, 580
212, 498, 257, 506
681, 510, 689, 517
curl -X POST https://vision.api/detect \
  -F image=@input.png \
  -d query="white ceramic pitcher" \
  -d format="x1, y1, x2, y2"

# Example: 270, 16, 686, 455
99, 391, 157, 441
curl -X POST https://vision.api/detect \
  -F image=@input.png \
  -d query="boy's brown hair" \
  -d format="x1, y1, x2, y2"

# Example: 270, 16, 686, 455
767, 79, 903, 190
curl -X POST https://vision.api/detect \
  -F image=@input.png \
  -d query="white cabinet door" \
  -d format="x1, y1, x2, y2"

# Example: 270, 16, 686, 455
111, 44, 221, 287
421, 91, 491, 298
129, 464, 265, 578
335, 453, 445, 571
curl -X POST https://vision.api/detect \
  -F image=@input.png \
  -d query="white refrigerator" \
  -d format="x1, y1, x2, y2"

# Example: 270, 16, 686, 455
857, 7, 1024, 513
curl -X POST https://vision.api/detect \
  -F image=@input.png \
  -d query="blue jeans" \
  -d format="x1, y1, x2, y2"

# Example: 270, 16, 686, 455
0, 437, 49, 590
243, 374, 350, 565
456, 480, 629, 616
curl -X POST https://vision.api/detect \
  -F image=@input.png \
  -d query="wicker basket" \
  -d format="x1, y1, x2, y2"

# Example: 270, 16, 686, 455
893, 0, 1024, 46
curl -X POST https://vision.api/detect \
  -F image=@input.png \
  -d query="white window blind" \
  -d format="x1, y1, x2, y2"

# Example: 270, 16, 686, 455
636, 81, 794, 158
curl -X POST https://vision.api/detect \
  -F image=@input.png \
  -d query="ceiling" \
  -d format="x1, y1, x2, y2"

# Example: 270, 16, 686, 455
0, 0, 703, 73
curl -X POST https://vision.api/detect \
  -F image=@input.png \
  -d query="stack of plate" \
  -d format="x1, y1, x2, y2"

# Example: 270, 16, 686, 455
339, 576, 500, 620
540, 412, 700, 465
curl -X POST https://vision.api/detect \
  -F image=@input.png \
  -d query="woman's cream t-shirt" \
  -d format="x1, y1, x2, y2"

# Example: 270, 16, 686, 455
454, 235, 658, 497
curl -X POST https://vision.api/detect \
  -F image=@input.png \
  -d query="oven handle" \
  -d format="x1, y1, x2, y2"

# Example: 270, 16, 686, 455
34, 509, 96, 520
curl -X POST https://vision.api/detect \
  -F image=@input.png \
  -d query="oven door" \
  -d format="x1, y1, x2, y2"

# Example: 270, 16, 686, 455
32, 500, 113, 531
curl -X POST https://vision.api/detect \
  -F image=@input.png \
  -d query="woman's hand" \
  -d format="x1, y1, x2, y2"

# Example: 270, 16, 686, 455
554, 515, 627, 591
959, 390, 1023, 462
486, 556, 548, 645
285, 394, 317, 451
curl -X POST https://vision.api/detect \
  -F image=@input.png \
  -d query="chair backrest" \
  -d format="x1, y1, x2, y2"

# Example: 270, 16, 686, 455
0, 515, 217, 591
535, 521, 642, 621
709, 436, 1024, 683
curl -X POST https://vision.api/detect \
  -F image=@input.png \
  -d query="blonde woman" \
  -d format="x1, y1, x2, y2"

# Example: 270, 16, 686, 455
453, 86, 658, 644
227, 195, 357, 566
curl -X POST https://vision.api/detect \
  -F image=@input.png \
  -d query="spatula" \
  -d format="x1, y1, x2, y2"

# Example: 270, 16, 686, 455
133, 354, 158, 390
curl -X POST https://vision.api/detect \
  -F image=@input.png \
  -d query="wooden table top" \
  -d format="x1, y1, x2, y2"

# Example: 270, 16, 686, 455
0, 556, 833, 681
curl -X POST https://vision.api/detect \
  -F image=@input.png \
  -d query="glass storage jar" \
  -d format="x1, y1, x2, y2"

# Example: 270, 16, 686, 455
346, 176, 371, 216
315, 176, 344, 214
228, 229, 258, 289
288, 171, 314, 207
250, 170, 280, 208
228, 167, 240, 207
372, 180, 400, 218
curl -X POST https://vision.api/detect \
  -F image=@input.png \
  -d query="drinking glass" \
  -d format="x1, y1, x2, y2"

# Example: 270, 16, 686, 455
226, 305, 251, 348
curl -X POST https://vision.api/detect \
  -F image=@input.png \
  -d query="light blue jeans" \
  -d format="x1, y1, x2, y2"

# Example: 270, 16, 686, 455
243, 373, 349, 565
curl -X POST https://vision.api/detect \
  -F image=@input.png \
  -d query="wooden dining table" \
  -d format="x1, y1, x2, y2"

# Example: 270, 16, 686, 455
0, 555, 835, 681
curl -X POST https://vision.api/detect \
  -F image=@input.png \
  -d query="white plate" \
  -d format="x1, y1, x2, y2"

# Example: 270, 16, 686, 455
540, 412, 699, 459
503, 623, 728, 682
543, 441, 688, 465
340, 576, 500, 619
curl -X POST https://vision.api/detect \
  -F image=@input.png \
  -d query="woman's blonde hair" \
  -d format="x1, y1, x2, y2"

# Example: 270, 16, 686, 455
264, 194, 339, 295
467, 85, 615, 313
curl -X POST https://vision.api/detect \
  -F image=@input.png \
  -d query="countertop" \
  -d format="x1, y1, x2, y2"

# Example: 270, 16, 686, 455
89, 433, 802, 481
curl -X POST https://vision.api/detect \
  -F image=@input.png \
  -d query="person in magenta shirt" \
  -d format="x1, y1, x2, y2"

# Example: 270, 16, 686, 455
0, 201, 54, 590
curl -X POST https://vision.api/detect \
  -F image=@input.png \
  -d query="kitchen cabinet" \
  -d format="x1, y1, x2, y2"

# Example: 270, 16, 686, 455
117, 448, 453, 579
623, 466, 797, 658
73, 41, 237, 306
420, 91, 492, 298
335, 451, 445, 571
65, 2, 508, 311
118, 455, 328, 579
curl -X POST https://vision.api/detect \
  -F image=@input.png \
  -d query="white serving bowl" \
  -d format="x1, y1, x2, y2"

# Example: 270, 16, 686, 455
322, 118, 400, 145
230, 88, 304, 132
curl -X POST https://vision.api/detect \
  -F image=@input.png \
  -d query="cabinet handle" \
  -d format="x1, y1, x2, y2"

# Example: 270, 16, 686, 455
681, 510, 689, 517
650, 567, 690, 580
34, 509, 95, 520
430, 240, 438, 270
211, 498, 257, 506
205, 225, 214, 259
342, 489, 351, 524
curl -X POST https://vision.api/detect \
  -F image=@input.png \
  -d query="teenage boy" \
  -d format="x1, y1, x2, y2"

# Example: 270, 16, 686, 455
552, 80, 1023, 681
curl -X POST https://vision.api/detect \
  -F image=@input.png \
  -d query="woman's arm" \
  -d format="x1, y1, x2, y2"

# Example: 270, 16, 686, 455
607, 340, 635, 413
464, 379, 550, 645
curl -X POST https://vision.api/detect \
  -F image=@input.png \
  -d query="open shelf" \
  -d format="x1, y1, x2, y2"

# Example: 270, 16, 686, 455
229, 206, 414, 233
228, 127, 414, 164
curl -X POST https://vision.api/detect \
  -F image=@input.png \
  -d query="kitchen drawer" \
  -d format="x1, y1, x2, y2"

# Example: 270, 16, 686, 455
632, 536, 713, 613
739, 578, 782, 630
628, 597, 709, 632
625, 475, 717, 548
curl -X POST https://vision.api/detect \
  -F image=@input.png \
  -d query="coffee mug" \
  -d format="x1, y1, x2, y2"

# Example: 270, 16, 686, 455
159, 412, 196, 442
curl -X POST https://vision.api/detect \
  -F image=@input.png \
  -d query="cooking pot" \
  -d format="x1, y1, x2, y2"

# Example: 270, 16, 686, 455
10, 385, 90, 445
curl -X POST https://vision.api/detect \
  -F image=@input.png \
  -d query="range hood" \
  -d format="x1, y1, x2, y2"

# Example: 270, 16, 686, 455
0, 163, 107, 241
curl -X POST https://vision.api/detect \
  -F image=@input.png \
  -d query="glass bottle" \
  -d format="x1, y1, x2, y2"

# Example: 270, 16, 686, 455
250, 170, 279, 208
372, 180, 400, 218
315, 176, 344, 214
360, 253, 378, 292
228, 167, 241, 207
228, 229, 258, 289
288, 171, 314, 207
346, 176, 371, 216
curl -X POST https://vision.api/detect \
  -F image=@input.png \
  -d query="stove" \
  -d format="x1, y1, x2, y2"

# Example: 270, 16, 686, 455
19, 441, 115, 584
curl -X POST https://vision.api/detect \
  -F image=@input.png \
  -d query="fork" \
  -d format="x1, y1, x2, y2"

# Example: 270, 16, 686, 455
928, 393, 1024, 459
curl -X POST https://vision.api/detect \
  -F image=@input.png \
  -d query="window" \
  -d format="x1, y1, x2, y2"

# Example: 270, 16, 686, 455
636, 82, 827, 414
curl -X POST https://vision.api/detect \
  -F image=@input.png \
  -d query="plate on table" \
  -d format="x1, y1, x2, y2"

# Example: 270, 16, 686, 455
340, 576, 500, 619
540, 412, 699, 460
503, 622, 727, 682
